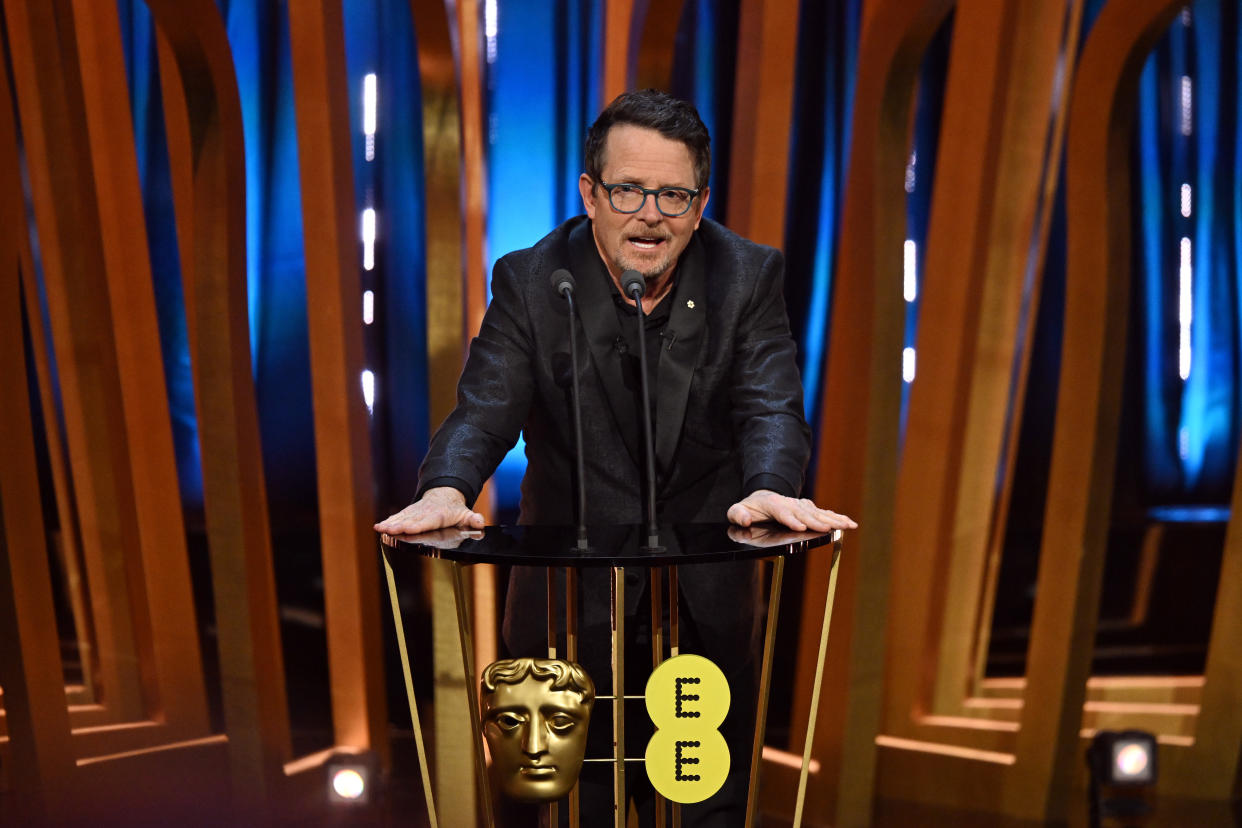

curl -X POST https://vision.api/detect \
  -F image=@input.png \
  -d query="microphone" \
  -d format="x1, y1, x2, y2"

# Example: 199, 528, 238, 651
621, 269, 644, 301
550, 269, 590, 550
620, 269, 663, 551
552, 268, 575, 296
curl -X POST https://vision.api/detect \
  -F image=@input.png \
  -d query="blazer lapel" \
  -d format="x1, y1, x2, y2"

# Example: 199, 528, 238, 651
569, 221, 642, 467
655, 233, 707, 473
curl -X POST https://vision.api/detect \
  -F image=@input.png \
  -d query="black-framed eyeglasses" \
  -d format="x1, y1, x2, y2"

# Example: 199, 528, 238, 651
597, 179, 701, 217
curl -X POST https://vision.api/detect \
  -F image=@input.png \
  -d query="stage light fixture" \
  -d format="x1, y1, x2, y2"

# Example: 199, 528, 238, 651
333, 769, 365, 800
1086, 730, 1158, 827
327, 751, 378, 805
1092, 730, 1157, 786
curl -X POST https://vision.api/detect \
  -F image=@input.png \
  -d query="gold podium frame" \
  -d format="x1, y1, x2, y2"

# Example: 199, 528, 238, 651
382, 530, 843, 827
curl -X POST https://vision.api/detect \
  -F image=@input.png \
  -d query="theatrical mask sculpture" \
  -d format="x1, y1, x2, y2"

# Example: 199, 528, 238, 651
480, 658, 596, 801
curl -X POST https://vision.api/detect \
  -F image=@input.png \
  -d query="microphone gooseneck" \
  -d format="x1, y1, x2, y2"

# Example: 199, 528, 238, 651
550, 268, 590, 551
621, 269, 663, 550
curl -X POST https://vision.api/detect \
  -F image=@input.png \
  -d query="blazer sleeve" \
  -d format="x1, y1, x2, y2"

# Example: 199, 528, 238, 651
416, 257, 534, 505
729, 247, 812, 496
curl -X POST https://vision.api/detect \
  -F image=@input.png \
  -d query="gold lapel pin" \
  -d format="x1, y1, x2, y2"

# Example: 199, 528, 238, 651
687, 299, 695, 309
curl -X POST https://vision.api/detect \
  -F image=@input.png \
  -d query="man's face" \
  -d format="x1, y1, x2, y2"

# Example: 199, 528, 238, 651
482, 678, 592, 801
579, 124, 709, 286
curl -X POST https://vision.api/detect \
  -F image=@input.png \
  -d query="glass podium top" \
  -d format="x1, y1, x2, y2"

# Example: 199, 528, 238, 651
380, 522, 841, 567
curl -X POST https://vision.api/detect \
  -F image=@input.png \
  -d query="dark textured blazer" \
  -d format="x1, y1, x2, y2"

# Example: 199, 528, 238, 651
419, 216, 811, 663
419, 215, 811, 524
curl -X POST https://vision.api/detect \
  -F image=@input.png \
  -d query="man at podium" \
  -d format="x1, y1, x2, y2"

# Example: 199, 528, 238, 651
375, 89, 854, 825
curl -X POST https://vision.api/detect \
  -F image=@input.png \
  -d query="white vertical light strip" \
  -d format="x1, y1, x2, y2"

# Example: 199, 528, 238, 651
1180, 183, 1192, 217
363, 290, 375, 325
484, 0, 498, 64
361, 208, 376, 271
1180, 76, 1193, 136
903, 240, 917, 302
363, 73, 378, 161
1181, 7, 1192, 27
903, 147, 917, 386
1179, 236, 1192, 380
361, 370, 376, 414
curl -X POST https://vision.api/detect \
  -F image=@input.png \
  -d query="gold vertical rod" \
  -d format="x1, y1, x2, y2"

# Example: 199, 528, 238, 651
792, 539, 843, 828
546, 570, 557, 828
668, 566, 679, 656
383, 553, 438, 828
452, 562, 495, 828
670, 565, 680, 828
567, 567, 580, 827
566, 568, 580, 662
547, 568, 558, 659
745, 556, 786, 826
650, 567, 666, 828
650, 567, 664, 669
473, 564, 498, 704
611, 566, 626, 828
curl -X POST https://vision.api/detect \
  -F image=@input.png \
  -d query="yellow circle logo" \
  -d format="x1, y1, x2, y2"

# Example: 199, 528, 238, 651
643, 654, 730, 803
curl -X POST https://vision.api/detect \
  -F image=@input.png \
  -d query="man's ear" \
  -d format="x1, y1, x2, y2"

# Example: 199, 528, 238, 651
579, 174, 598, 219
692, 186, 710, 230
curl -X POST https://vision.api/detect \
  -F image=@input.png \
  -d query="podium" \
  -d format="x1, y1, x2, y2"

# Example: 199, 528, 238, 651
380, 524, 842, 827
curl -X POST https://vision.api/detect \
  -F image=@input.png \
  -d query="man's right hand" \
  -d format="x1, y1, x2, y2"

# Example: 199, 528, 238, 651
373, 486, 485, 535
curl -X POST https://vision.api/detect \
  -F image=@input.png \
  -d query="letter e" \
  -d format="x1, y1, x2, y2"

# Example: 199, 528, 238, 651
675, 740, 701, 781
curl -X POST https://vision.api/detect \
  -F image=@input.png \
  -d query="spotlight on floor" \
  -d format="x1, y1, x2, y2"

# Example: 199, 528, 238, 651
327, 751, 378, 805
1087, 730, 1157, 826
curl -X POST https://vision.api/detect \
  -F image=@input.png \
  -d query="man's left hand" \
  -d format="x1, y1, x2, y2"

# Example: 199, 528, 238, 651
727, 489, 857, 532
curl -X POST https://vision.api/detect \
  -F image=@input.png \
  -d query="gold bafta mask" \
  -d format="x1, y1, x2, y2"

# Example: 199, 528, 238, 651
480, 658, 595, 802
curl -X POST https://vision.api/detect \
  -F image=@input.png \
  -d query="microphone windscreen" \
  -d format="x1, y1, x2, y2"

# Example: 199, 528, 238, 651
621, 269, 645, 298
550, 268, 575, 296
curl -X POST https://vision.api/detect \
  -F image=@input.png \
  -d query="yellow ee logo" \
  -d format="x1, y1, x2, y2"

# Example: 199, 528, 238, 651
643, 654, 730, 803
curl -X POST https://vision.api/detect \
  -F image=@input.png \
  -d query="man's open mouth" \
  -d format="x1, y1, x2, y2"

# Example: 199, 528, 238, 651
628, 236, 666, 250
